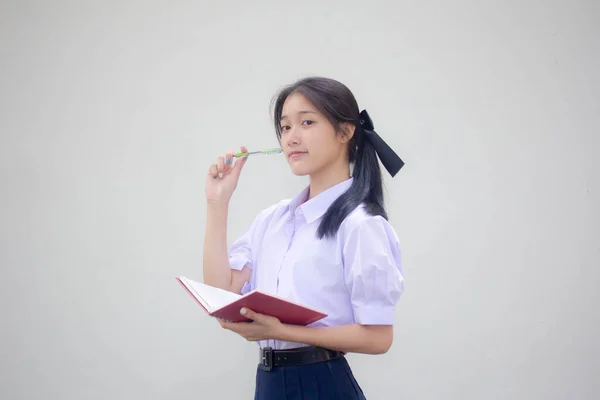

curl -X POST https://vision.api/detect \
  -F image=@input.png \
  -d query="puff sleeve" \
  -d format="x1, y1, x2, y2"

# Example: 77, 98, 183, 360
227, 202, 282, 295
342, 215, 404, 325
227, 214, 262, 295
227, 202, 278, 272
228, 220, 257, 273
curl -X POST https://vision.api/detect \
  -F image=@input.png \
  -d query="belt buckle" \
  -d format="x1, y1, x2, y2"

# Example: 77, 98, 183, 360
261, 347, 273, 371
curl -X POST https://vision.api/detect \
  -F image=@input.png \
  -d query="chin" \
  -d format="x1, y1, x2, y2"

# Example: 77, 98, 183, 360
288, 163, 314, 176
289, 167, 311, 176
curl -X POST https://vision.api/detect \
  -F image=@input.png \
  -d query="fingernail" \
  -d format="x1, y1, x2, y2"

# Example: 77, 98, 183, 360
218, 172, 223, 178
240, 308, 247, 315
243, 156, 248, 161
226, 158, 231, 165
213, 175, 217, 179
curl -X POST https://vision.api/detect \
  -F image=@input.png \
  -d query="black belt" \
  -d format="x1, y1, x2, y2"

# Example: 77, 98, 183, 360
260, 346, 345, 371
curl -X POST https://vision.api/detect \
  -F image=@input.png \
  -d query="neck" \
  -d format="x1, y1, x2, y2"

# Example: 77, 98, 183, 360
308, 162, 351, 200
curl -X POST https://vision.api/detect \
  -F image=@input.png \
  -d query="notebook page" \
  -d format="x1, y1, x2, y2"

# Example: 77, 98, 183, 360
183, 277, 241, 312
180, 278, 213, 311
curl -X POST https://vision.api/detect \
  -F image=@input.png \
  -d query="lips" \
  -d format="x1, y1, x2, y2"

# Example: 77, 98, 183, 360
288, 151, 307, 159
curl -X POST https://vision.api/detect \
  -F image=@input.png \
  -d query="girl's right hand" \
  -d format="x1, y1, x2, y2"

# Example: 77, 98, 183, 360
205, 146, 248, 204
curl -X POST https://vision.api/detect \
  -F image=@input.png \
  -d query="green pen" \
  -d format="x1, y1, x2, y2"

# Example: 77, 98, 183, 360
233, 148, 284, 158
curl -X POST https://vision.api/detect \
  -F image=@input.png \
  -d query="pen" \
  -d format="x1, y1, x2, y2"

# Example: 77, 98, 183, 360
233, 148, 283, 158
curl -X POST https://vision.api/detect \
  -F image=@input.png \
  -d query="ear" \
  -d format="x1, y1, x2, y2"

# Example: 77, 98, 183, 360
338, 123, 356, 143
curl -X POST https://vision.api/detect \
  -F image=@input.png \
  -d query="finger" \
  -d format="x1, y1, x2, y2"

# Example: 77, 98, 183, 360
232, 145, 248, 177
219, 320, 235, 330
208, 164, 218, 179
240, 307, 260, 321
216, 156, 224, 179
223, 149, 234, 175
232, 157, 246, 177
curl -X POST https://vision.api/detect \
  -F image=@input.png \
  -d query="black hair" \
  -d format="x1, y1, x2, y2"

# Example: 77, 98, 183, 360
271, 76, 387, 239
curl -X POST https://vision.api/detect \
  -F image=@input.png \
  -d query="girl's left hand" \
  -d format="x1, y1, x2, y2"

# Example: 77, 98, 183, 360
218, 308, 284, 341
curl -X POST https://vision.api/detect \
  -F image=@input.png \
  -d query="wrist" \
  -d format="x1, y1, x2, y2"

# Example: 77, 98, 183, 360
273, 322, 303, 343
273, 322, 292, 342
206, 200, 230, 210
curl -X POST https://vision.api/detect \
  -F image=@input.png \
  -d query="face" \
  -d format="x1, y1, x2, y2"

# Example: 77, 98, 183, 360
279, 92, 352, 177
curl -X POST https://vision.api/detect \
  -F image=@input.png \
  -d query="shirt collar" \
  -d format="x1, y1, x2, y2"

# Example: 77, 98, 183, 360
288, 177, 354, 223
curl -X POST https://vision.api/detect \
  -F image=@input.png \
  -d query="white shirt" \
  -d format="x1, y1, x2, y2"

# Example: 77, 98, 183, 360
228, 177, 404, 349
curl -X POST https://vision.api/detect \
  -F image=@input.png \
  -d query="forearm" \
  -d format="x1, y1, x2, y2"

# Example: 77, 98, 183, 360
276, 323, 393, 355
202, 202, 232, 290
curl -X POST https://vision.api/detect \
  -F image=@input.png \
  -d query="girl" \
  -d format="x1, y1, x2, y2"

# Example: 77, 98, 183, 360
202, 76, 405, 399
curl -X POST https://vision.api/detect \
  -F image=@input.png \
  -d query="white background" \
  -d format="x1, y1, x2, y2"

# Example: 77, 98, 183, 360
1, 1, 598, 399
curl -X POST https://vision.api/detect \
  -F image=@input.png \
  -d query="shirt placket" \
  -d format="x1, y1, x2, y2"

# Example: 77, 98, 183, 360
270, 209, 305, 349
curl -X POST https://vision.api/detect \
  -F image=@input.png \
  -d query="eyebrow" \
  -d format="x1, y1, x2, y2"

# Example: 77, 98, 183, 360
280, 110, 317, 120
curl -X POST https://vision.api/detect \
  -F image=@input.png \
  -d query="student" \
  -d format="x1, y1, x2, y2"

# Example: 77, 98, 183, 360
202, 76, 405, 399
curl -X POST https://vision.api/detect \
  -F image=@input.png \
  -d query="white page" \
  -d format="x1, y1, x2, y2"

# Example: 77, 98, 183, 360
181, 277, 241, 312
180, 278, 213, 311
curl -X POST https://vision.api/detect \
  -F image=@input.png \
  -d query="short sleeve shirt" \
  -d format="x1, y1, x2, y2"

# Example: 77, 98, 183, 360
228, 178, 404, 349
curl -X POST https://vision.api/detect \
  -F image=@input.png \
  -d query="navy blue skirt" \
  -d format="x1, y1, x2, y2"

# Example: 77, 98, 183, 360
254, 356, 366, 399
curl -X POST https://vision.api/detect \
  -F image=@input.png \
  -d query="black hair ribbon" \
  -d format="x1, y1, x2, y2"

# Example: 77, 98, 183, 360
359, 109, 405, 177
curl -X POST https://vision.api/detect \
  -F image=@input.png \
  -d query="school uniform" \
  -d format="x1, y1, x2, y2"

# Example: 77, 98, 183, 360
228, 177, 405, 399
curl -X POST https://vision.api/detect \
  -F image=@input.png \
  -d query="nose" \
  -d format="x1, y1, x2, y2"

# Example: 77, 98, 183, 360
285, 127, 300, 147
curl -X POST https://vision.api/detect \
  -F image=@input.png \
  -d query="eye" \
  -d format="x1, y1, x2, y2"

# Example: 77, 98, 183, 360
302, 120, 314, 126
280, 125, 290, 132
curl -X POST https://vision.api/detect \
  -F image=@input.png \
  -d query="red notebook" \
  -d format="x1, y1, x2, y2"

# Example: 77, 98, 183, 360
176, 276, 327, 325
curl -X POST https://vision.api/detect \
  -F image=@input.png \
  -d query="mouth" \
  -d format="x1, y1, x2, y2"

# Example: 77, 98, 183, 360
288, 151, 307, 159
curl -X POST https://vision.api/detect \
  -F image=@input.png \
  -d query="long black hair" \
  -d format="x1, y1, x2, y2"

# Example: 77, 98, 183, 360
271, 76, 387, 239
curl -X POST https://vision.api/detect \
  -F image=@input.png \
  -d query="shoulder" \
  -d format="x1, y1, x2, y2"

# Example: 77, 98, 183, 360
337, 204, 401, 256
248, 198, 292, 228
340, 204, 399, 239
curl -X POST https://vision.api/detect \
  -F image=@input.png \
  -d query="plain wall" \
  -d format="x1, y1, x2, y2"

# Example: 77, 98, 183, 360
1, 1, 598, 399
